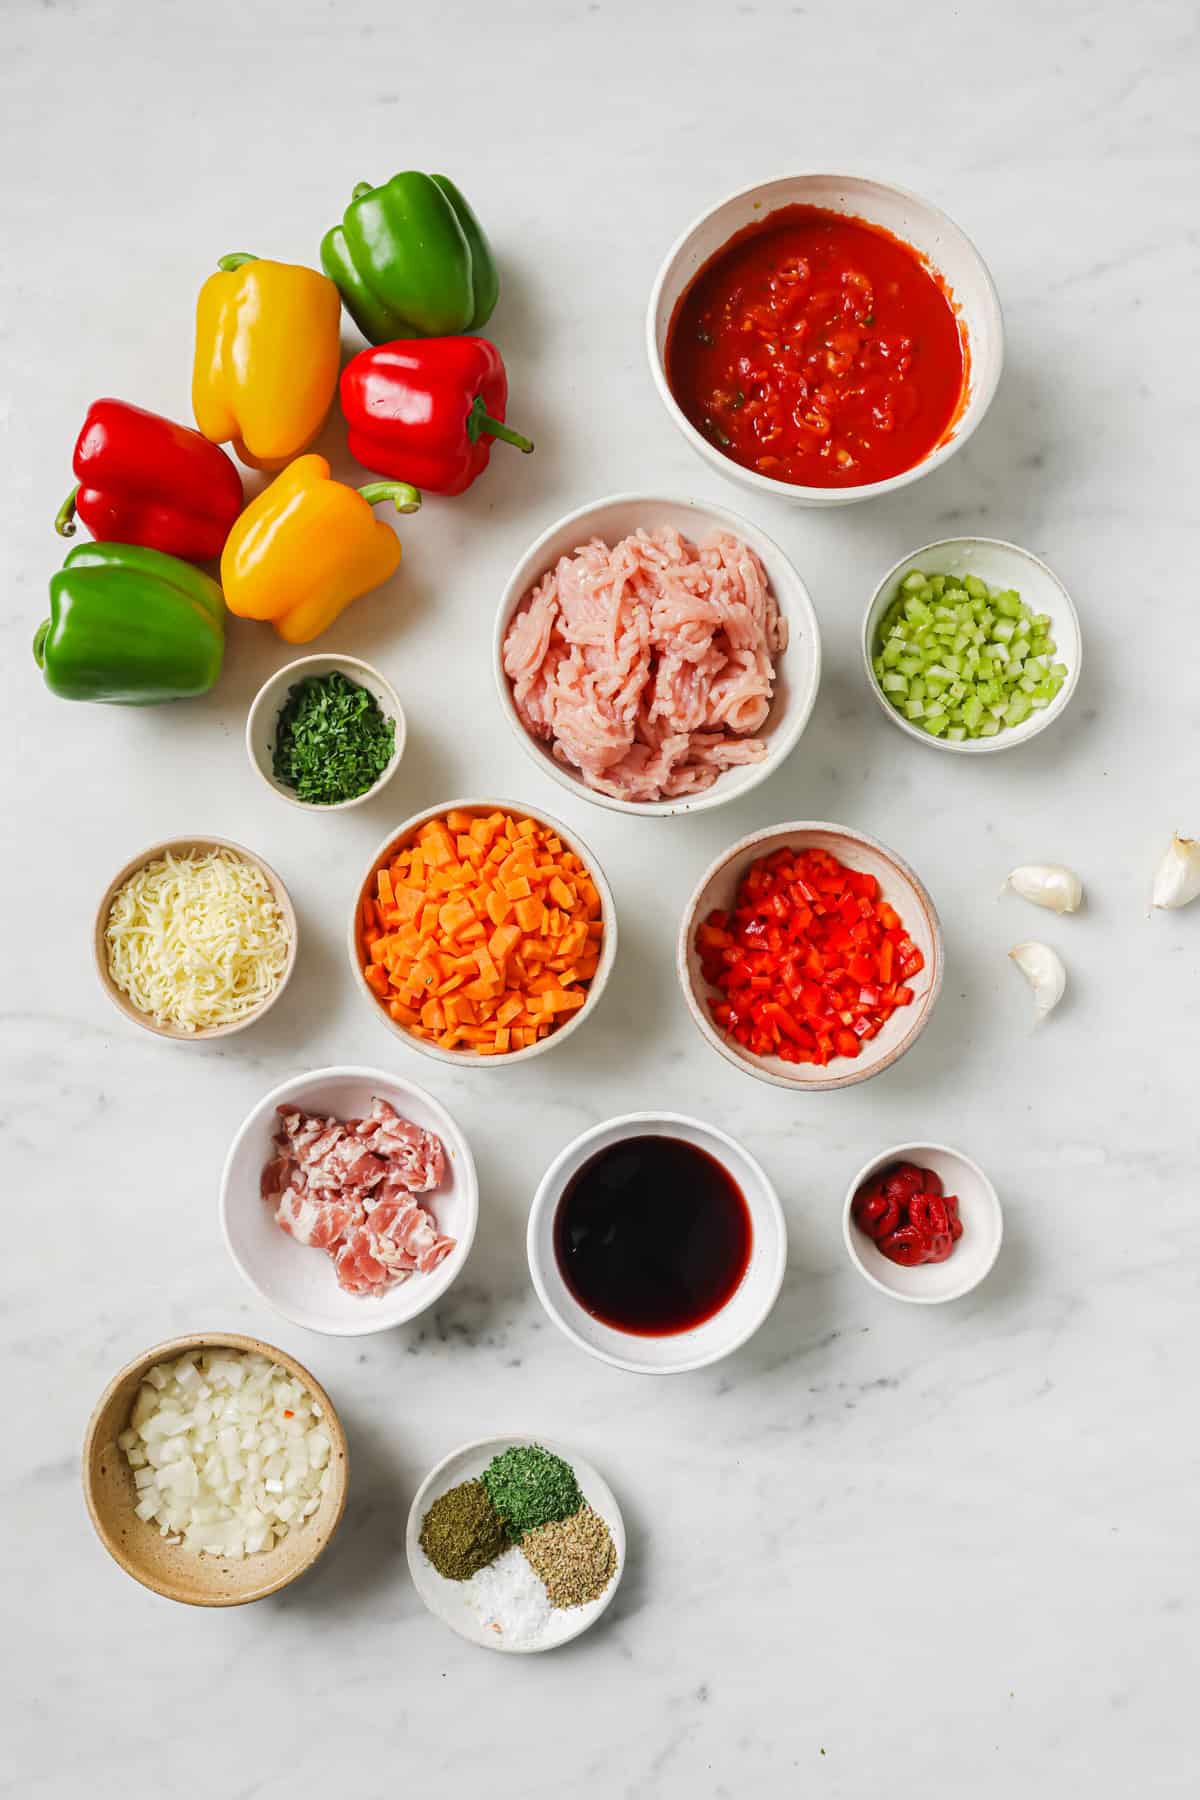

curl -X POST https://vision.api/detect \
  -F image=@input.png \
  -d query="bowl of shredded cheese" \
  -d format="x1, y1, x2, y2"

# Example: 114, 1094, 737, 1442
94, 837, 298, 1040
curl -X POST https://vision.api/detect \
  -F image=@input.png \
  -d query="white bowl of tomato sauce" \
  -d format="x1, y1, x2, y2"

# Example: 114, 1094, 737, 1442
647, 174, 1004, 507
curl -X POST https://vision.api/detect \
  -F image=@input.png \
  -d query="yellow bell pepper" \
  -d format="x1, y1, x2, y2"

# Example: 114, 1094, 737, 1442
192, 253, 341, 470
219, 454, 420, 644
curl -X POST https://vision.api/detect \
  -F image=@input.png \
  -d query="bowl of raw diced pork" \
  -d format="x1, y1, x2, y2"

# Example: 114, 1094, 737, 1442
494, 492, 822, 816
220, 1066, 478, 1336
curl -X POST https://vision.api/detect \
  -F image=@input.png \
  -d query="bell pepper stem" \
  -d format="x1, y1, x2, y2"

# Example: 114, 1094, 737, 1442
351, 182, 374, 201
33, 620, 50, 668
357, 481, 422, 515
217, 252, 259, 271
465, 394, 534, 454
55, 484, 80, 537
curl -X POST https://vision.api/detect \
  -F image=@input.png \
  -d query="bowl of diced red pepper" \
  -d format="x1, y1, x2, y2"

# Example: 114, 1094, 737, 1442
678, 822, 943, 1089
842, 1142, 1003, 1303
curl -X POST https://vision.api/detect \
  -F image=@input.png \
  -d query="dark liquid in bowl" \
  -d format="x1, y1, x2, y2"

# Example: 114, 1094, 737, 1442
553, 1135, 753, 1336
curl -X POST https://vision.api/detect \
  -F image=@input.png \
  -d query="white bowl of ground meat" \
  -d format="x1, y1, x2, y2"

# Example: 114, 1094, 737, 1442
493, 493, 821, 816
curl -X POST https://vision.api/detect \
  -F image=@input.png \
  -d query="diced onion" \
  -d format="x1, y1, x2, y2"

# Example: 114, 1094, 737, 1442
119, 1350, 331, 1559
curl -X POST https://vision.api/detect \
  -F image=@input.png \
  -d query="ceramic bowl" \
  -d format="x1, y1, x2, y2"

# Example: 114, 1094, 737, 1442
842, 1141, 1003, 1303
863, 537, 1082, 754
82, 1331, 348, 1605
245, 653, 406, 811
527, 1112, 787, 1374
220, 1066, 478, 1336
94, 836, 298, 1041
678, 821, 943, 1090
348, 798, 618, 1066
406, 1434, 625, 1653
493, 491, 821, 817
646, 172, 1004, 508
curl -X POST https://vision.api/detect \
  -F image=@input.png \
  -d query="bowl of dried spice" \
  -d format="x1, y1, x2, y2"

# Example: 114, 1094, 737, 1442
405, 1436, 625, 1653
246, 654, 406, 812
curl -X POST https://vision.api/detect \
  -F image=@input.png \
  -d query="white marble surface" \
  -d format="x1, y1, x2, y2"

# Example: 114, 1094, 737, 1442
3, 1, 1197, 1793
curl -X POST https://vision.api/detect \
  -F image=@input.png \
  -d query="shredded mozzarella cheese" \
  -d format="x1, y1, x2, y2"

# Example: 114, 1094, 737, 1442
105, 848, 290, 1032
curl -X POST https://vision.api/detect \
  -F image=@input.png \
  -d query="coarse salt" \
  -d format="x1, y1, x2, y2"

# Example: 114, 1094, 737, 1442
459, 1546, 553, 1648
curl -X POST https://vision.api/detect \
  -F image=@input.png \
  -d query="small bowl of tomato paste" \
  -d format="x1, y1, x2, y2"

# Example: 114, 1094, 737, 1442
647, 174, 1003, 507
842, 1143, 1003, 1304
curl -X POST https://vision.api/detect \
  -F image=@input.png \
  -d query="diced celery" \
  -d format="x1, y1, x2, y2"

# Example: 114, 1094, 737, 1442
872, 655, 886, 679
904, 699, 925, 720
962, 694, 983, 729
901, 570, 927, 591
882, 672, 908, 693
1010, 637, 1030, 663
991, 617, 1016, 643
964, 575, 987, 598
1005, 694, 1032, 726
897, 656, 922, 676
946, 726, 967, 741
881, 638, 904, 667
909, 677, 926, 701
978, 716, 1001, 737
923, 713, 949, 736
994, 590, 1023, 618
1050, 662, 1067, 679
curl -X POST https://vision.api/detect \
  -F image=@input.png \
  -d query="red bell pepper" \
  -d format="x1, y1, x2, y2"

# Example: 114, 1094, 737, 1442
695, 845, 925, 1067
340, 335, 533, 497
55, 399, 244, 562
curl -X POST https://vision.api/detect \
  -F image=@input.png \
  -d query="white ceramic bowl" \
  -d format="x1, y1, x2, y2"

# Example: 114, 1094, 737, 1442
647, 173, 1004, 508
678, 822, 943, 1091
348, 798, 618, 1067
406, 1434, 625, 1653
493, 491, 821, 817
842, 1141, 1003, 1303
219, 1066, 478, 1336
527, 1112, 787, 1374
246, 654, 406, 810
863, 537, 1082, 754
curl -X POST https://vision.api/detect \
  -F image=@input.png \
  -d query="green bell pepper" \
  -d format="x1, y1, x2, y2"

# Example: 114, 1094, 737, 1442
320, 172, 499, 344
33, 542, 225, 704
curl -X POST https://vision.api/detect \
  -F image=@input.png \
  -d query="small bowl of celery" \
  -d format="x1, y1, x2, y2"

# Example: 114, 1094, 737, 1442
863, 538, 1081, 754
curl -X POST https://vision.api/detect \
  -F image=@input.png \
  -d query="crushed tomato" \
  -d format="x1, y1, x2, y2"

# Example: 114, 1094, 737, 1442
665, 204, 966, 488
695, 846, 925, 1066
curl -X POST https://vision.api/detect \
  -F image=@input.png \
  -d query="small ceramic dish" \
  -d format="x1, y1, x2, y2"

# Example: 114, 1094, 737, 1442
220, 1065, 478, 1336
678, 821, 943, 1091
348, 798, 618, 1067
82, 1331, 348, 1606
863, 537, 1082, 754
406, 1434, 625, 1653
493, 491, 821, 818
527, 1112, 787, 1374
246, 653, 406, 810
94, 835, 298, 1041
842, 1141, 1003, 1303
647, 172, 1003, 508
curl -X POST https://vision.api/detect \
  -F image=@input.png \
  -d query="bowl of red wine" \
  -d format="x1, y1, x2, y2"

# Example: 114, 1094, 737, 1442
527, 1112, 787, 1373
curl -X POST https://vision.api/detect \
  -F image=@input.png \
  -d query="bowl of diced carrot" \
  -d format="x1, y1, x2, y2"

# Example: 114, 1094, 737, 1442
349, 799, 618, 1065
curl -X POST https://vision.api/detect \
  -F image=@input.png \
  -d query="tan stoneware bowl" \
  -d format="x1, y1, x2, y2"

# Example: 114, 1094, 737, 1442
677, 821, 944, 1090
93, 835, 298, 1041
348, 797, 618, 1068
82, 1332, 349, 1606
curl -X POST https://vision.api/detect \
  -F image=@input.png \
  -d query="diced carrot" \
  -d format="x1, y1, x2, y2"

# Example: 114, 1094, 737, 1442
358, 808, 606, 1058
515, 895, 544, 932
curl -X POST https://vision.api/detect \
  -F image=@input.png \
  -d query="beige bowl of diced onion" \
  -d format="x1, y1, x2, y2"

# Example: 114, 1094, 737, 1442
82, 1333, 349, 1606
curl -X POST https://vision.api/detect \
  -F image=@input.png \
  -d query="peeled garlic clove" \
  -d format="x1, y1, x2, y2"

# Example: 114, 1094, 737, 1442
1008, 941, 1066, 1021
1151, 834, 1200, 910
1004, 864, 1083, 914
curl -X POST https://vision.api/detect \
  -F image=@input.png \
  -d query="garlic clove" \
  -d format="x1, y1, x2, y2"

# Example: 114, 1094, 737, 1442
1004, 864, 1083, 914
1008, 941, 1066, 1021
1150, 834, 1200, 910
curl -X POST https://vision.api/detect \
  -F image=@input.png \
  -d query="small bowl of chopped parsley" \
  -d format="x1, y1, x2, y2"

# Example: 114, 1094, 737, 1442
246, 655, 406, 811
